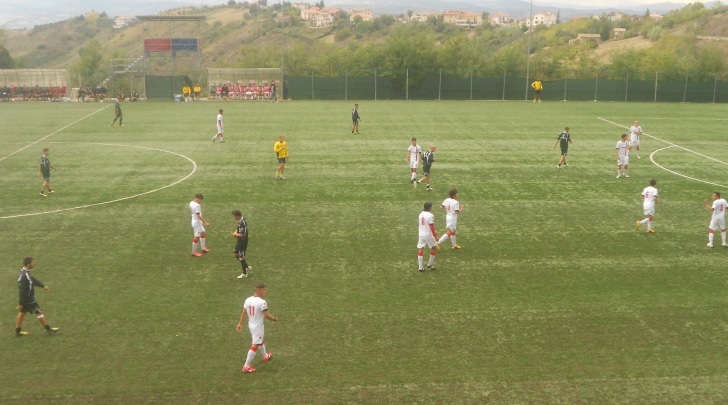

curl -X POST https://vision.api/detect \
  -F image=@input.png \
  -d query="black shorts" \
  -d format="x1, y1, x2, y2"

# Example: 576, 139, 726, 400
560, 147, 568, 156
19, 302, 42, 314
41, 171, 51, 181
534, 90, 542, 94
277, 157, 287, 164
235, 239, 249, 257
423, 165, 431, 176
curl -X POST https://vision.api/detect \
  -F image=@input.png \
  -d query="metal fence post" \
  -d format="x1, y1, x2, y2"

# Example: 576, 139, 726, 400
345, 68, 348, 101
654, 71, 658, 102
682, 73, 689, 103
374, 68, 377, 101
502, 69, 506, 101
406, 69, 409, 100
625, 72, 629, 102
469, 69, 473, 101
438, 68, 442, 101
713, 72, 718, 103
593, 73, 598, 101
563, 71, 568, 101
311, 69, 314, 100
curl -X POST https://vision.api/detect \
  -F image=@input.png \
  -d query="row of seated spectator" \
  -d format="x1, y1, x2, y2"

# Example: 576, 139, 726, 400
1, 85, 68, 101
209, 81, 278, 101
77, 87, 107, 102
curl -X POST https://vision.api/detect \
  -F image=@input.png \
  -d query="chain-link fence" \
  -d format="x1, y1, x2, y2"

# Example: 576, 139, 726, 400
282, 68, 728, 102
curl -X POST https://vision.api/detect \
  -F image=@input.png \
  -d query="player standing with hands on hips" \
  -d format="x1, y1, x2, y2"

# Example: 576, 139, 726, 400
629, 120, 642, 159
704, 192, 728, 247
237, 284, 278, 373
16, 256, 60, 336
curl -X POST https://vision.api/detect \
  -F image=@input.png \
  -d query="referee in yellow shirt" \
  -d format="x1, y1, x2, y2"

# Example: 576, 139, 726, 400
531, 79, 543, 102
274, 134, 288, 180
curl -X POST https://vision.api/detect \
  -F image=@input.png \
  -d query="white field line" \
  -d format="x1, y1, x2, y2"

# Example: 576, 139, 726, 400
598, 117, 728, 188
0, 105, 109, 163
0, 143, 198, 220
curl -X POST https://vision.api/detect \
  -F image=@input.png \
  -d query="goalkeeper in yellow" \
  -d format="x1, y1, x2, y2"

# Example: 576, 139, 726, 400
531, 79, 543, 102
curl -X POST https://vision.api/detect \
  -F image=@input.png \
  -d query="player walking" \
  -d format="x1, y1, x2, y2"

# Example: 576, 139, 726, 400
629, 120, 642, 159
16, 256, 60, 336
237, 284, 278, 373
111, 95, 123, 127
438, 188, 463, 249
637, 179, 658, 233
406, 137, 422, 184
704, 192, 728, 247
232, 210, 253, 278
417, 145, 436, 190
615, 133, 630, 178
189, 193, 210, 256
39, 147, 56, 197
553, 127, 572, 168
351, 103, 361, 134
417, 202, 439, 272
274, 134, 289, 180
212, 109, 224, 142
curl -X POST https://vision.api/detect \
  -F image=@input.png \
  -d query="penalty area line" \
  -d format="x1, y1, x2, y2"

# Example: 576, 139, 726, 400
0, 105, 110, 164
597, 117, 728, 167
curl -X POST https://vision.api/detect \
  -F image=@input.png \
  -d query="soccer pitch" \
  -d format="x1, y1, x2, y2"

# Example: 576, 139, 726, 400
1, 99, 728, 403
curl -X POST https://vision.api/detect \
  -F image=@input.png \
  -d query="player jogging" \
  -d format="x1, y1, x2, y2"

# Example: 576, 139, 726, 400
438, 188, 463, 249
232, 210, 253, 278
637, 179, 658, 233
189, 193, 210, 256
417, 202, 439, 272
704, 192, 728, 248
212, 109, 224, 142
553, 127, 572, 168
237, 284, 278, 373
406, 137, 422, 184
417, 145, 436, 190
16, 256, 60, 336
629, 120, 642, 159
615, 133, 630, 178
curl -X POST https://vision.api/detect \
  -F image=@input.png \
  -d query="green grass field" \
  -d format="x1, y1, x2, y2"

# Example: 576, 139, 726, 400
1, 99, 728, 404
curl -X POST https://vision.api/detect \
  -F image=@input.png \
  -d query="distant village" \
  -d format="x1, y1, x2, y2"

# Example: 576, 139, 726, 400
109, 2, 667, 41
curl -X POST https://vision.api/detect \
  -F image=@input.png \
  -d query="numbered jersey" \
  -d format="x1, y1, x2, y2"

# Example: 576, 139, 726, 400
442, 198, 460, 220
243, 295, 268, 330
189, 201, 202, 225
642, 186, 658, 206
418, 211, 435, 236
712, 198, 728, 220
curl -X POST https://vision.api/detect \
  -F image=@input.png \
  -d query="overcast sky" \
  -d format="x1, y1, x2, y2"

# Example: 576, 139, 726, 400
0, 0, 706, 29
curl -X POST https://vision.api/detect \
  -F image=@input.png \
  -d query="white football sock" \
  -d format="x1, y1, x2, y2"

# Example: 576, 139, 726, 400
722, 230, 727, 244
200, 238, 206, 250
450, 235, 456, 245
417, 255, 423, 269
438, 234, 448, 244
192, 241, 198, 253
709, 232, 714, 244
258, 344, 267, 357
244, 349, 257, 368
428, 254, 435, 266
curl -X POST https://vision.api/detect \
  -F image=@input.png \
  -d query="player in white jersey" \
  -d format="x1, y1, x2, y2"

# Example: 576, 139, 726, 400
212, 109, 225, 142
636, 179, 658, 233
237, 284, 278, 373
417, 202, 439, 272
629, 120, 642, 158
438, 188, 463, 249
189, 193, 210, 256
406, 137, 422, 183
615, 133, 630, 178
704, 192, 728, 247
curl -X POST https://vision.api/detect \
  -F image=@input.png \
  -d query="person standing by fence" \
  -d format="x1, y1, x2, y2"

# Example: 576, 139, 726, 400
531, 79, 543, 102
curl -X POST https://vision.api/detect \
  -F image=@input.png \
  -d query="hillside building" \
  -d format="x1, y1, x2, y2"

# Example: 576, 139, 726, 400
442, 10, 483, 27
532, 11, 557, 27
349, 9, 373, 22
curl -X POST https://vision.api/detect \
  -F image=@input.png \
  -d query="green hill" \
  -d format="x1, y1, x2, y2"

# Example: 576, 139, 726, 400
2, 2, 728, 87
